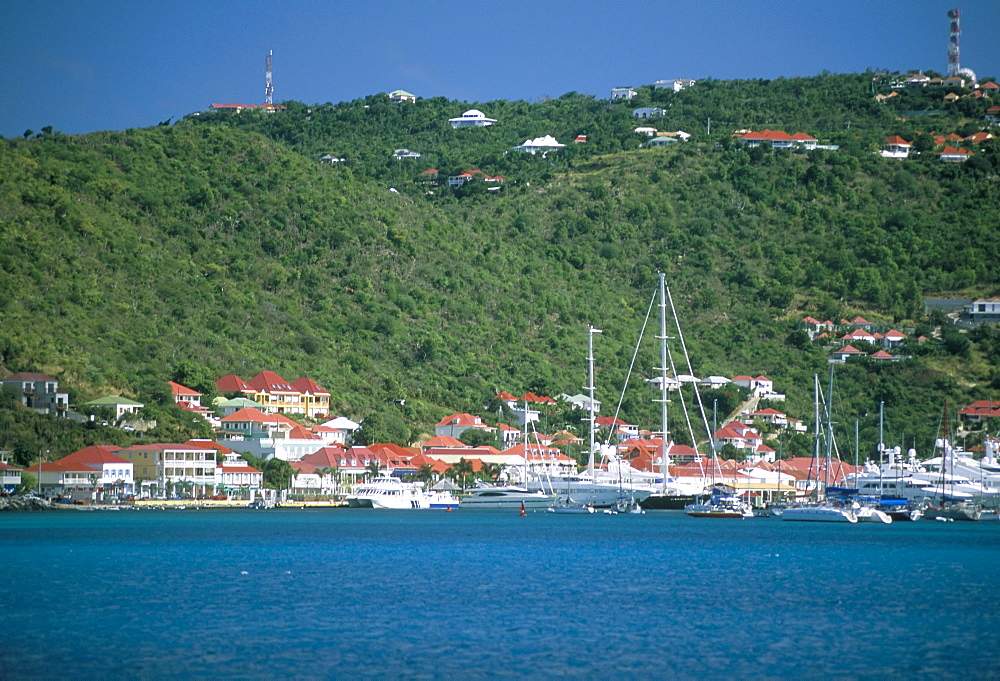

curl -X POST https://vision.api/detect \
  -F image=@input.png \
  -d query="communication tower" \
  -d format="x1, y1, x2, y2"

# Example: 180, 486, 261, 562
265, 50, 274, 105
947, 9, 961, 77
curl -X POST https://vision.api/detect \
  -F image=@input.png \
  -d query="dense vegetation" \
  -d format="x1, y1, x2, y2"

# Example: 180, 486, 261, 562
2, 71, 999, 467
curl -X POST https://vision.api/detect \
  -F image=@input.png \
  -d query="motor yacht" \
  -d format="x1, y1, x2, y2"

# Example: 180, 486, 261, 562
458, 484, 556, 510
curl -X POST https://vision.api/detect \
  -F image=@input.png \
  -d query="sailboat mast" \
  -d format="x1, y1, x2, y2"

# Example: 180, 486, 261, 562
824, 364, 835, 497
812, 373, 820, 502
657, 272, 670, 494
586, 325, 601, 479
878, 400, 884, 495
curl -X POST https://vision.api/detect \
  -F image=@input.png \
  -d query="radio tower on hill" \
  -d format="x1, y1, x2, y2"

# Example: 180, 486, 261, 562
265, 50, 274, 105
947, 9, 961, 77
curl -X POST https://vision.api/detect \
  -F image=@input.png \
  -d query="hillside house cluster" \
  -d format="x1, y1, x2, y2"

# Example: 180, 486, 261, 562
803, 316, 917, 363
879, 132, 990, 162
734, 129, 839, 151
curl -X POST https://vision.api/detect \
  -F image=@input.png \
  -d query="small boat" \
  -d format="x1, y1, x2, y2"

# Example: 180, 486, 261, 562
605, 495, 645, 515
685, 491, 754, 519
547, 497, 596, 514
424, 490, 459, 509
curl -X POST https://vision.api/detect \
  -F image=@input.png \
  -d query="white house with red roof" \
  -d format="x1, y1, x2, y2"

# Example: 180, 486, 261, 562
0, 458, 21, 493
803, 317, 836, 338
881, 329, 907, 348
712, 422, 777, 461
831, 344, 866, 362
168, 381, 202, 408
869, 350, 899, 362
737, 129, 818, 150
309, 424, 348, 446
841, 328, 877, 344
595, 416, 639, 442
958, 400, 1000, 424
28, 445, 134, 499
436, 413, 492, 439
938, 146, 972, 162
731, 375, 775, 396
880, 135, 912, 159
199, 441, 264, 496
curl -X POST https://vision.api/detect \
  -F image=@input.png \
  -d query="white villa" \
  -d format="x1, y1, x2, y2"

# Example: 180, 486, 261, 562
513, 135, 565, 155
449, 109, 496, 128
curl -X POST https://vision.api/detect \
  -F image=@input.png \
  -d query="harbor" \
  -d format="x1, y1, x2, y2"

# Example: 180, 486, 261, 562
1, 507, 998, 679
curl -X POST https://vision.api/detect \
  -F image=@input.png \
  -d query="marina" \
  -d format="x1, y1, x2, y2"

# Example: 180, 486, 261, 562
1, 508, 998, 679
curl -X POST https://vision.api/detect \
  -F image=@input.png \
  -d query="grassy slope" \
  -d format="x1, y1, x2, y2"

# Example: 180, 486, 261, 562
1, 72, 998, 456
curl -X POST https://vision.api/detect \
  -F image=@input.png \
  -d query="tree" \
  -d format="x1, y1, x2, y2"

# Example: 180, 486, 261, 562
416, 464, 435, 484
450, 458, 474, 492
459, 427, 496, 448
480, 462, 502, 482
22, 130, 33, 140
365, 460, 382, 481
263, 458, 294, 490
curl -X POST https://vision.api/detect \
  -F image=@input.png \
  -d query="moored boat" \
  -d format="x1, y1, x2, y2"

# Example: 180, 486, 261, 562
922, 500, 982, 522
547, 497, 596, 514
346, 475, 429, 509
459, 485, 556, 510
685, 491, 754, 518
781, 503, 858, 523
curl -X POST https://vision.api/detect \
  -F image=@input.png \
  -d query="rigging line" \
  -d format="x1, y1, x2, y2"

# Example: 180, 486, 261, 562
664, 282, 717, 461
659, 299, 704, 480
603, 286, 657, 449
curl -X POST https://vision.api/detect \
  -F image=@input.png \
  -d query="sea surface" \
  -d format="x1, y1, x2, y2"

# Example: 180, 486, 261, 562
1, 507, 998, 680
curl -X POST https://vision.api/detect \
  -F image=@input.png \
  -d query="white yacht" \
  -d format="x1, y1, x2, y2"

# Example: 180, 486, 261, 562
526, 472, 652, 509
849, 446, 996, 503
346, 475, 429, 509
781, 503, 858, 523
459, 484, 556, 510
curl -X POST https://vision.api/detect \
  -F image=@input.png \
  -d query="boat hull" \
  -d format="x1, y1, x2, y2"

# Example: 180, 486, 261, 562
459, 489, 556, 510
923, 504, 982, 521
641, 494, 697, 510
781, 506, 857, 523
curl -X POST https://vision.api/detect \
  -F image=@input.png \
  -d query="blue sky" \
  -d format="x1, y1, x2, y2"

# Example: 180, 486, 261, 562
3, 0, 998, 137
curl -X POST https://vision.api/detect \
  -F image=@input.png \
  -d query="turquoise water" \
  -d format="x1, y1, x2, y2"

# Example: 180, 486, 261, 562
1, 508, 998, 679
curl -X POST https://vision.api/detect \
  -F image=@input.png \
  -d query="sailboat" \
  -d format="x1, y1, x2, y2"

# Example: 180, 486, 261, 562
922, 402, 982, 522
526, 327, 652, 509
781, 368, 858, 523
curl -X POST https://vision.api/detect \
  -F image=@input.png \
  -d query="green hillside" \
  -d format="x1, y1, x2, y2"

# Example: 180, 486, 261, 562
2, 71, 999, 465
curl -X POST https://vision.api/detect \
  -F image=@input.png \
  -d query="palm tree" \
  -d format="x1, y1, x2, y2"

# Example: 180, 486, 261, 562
481, 462, 502, 483
365, 460, 383, 481
330, 466, 342, 497
451, 458, 474, 493
416, 464, 435, 485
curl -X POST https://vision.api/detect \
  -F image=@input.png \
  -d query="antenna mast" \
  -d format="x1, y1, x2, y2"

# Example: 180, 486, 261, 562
265, 50, 274, 105
947, 9, 961, 77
